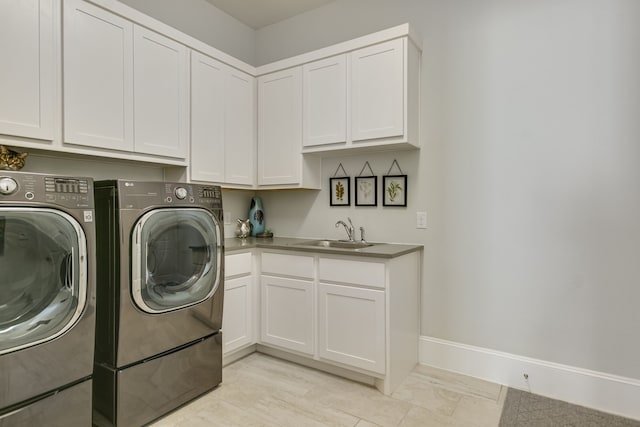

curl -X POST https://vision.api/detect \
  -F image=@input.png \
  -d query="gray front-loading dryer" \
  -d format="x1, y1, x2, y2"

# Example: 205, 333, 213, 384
0, 171, 96, 426
93, 180, 224, 427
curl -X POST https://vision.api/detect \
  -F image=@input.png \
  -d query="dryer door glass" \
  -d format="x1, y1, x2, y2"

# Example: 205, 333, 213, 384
0, 208, 87, 354
132, 208, 222, 314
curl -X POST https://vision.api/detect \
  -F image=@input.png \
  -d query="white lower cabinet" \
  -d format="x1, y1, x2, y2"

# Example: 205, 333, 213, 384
222, 252, 254, 356
256, 250, 420, 395
318, 283, 385, 374
260, 252, 315, 355
260, 275, 314, 355
223, 275, 253, 353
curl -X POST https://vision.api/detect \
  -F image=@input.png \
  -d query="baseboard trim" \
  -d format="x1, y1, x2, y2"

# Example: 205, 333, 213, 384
419, 336, 640, 421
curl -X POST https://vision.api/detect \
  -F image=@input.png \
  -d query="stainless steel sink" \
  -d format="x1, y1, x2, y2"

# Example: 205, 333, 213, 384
296, 240, 375, 249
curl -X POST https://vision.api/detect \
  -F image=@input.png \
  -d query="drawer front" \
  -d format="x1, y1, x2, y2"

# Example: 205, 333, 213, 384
261, 252, 314, 279
225, 252, 252, 278
319, 258, 385, 288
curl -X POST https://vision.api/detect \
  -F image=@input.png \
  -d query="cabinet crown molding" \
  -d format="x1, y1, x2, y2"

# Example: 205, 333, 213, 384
256, 23, 422, 76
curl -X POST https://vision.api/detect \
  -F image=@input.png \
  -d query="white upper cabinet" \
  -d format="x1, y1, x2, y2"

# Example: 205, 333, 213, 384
190, 51, 225, 183
133, 26, 188, 158
0, 0, 55, 141
290, 30, 421, 155
258, 67, 321, 189
224, 67, 255, 186
64, 0, 188, 159
63, 0, 134, 152
351, 38, 404, 142
191, 51, 254, 186
258, 67, 302, 186
302, 54, 347, 147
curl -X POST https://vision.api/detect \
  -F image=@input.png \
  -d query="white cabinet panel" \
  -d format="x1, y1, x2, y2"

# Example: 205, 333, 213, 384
190, 51, 225, 182
191, 52, 254, 186
0, 0, 54, 140
351, 38, 404, 142
223, 275, 253, 354
261, 275, 314, 355
258, 67, 302, 186
224, 67, 255, 185
261, 252, 314, 279
319, 258, 385, 289
133, 26, 188, 158
63, 0, 133, 151
303, 54, 347, 147
225, 251, 252, 278
318, 283, 385, 374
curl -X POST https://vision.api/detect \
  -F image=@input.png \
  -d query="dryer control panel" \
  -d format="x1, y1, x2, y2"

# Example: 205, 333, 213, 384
116, 181, 222, 211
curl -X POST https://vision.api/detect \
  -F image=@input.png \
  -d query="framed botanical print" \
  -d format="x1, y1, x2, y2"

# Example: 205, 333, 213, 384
330, 177, 350, 206
383, 175, 407, 207
355, 176, 377, 206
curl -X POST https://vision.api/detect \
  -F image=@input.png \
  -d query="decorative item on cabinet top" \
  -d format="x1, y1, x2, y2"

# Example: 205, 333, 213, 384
0, 146, 28, 171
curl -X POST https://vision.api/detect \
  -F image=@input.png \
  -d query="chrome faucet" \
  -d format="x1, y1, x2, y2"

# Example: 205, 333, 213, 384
335, 217, 355, 242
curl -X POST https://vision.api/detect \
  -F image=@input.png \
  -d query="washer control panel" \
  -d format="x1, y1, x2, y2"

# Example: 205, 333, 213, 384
0, 173, 93, 208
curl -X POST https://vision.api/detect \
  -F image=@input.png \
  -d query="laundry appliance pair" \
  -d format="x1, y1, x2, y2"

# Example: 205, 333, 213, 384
0, 173, 224, 427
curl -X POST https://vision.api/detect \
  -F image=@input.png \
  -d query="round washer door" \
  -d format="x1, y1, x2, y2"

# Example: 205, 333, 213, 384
0, 208, 88, 354
132, 207, 222, 314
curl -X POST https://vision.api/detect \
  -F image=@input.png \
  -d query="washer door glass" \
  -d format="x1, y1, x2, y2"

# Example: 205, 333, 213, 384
0, 208, 87, 354
132, 208, 221, 314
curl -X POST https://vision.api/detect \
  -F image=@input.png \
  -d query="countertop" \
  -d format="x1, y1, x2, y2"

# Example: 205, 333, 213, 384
224, 236, 422, 259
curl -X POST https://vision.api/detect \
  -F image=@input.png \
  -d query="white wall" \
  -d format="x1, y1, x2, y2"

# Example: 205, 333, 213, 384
256, 0, 640, 382
118, 0, 256, 64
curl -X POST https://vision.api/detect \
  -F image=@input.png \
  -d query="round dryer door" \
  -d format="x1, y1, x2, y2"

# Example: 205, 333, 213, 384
132, 208, 222, 314
0, 208, 88, 354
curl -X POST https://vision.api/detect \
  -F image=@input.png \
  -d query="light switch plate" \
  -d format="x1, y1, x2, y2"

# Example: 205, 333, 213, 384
416, 211, 427, 229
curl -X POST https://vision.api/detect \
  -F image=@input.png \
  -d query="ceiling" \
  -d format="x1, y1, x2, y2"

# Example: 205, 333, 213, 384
204, 0, 336, 30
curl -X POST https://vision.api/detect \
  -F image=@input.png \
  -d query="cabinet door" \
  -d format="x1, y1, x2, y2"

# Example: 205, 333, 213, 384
225, 68, 255, 185
318, 283, 385, 374
0, 0, 54, 140
222, 275, 253, 354
190, 51, 225, 182
63, 0, 133, 151
302, 54, 347, 147
133, 25, 188, 158
257, 67, 302, 185
351, 38, 404, 142
261, 275, 313, 355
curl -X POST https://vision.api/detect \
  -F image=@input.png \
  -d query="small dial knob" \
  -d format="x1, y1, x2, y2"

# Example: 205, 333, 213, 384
174, 187, 188, 200
0, 177, 18, 195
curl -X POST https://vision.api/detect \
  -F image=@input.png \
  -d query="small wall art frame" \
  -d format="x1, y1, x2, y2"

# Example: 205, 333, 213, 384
330, 177, 350, 206
383, 174, 407, 207
355, 176, 377, 206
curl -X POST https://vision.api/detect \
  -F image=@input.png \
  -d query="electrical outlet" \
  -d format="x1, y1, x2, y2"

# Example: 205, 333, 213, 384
224, 211, 231, 225
416, 211, 427, 229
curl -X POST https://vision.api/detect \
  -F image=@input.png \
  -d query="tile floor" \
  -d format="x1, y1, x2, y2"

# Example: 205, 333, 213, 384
150, 352, 507, 426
